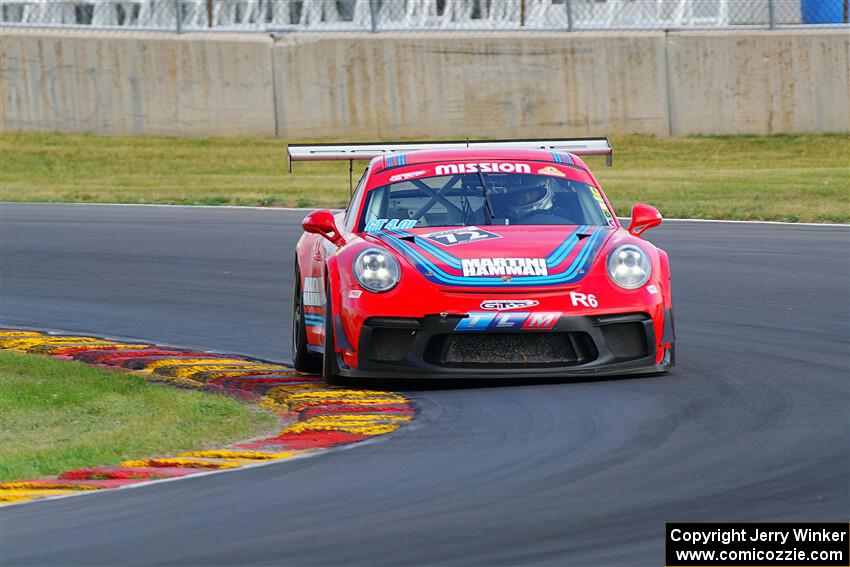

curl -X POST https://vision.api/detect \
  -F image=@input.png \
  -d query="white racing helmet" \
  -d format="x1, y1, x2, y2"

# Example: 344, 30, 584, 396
506, 177, 555, 218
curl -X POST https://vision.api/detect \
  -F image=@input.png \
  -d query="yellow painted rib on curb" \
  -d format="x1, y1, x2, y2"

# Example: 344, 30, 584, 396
120, 458, 248, 469
290, 390, 406, 403
0, 489, 80, 503
164, 364, 290, 380
0, 482, 101, 490
283, 414, 413, 436
289, 389, 406, 401
141, 358, 249, 371
0, 337, 104, 350
263, 386, 407, 412
198, 369, 306, 381
56, 343, 152, 351
0, 480, 101, 504
178, 450, 299, 460
0, 331, 45, 338
28, 342, 152, 354
258, 383, 324, 411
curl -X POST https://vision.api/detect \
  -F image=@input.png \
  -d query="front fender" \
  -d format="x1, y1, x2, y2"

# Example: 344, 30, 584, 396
324, 253, 355, 354
658, 249, 673, 310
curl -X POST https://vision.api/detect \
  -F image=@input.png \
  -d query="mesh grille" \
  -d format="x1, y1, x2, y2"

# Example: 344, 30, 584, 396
439, 332, 595, 366
367, 327, 417, 363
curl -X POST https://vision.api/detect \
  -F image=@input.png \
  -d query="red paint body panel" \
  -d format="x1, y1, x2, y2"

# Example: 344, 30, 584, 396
295, 148, 673, 377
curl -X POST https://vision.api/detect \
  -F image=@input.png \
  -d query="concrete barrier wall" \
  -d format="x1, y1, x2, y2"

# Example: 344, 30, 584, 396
273, 32, 670, 139
0, 29, 275, 136
666, 30, 850, 136
1, 28, 847, 138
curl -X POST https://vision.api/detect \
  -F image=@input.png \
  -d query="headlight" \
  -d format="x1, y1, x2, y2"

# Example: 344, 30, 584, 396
607, 244, 652, 289
353, 247, 400, 292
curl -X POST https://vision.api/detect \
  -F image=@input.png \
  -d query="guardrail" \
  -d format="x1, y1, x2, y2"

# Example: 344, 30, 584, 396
1, 0, 848, 33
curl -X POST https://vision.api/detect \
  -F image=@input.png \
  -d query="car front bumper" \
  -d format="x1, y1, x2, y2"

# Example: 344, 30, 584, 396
337, 311, 674, 380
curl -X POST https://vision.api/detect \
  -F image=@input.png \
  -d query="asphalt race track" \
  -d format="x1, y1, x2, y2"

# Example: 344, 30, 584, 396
1, 203, 848, 566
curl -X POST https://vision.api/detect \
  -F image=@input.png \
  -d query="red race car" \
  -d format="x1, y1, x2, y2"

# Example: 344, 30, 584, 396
289, 139, 674, 383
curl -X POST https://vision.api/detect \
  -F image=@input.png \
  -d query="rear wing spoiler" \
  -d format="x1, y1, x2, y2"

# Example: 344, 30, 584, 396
286, 137, 613, 172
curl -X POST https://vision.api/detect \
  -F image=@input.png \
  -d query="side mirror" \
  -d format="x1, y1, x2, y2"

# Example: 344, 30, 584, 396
628, 204, 662, 237
302, 209, 345, 246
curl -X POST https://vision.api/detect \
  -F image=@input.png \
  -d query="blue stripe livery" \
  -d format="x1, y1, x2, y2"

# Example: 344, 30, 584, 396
551, 151, 573, 165
386, 154, 406, 168
384, 226, 589, 270
374, 227, 605, 287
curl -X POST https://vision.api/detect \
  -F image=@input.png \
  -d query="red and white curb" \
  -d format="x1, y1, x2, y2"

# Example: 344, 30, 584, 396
0, 329, 415, 505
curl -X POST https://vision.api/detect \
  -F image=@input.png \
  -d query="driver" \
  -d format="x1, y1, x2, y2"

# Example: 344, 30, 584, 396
505, 177, 563, 222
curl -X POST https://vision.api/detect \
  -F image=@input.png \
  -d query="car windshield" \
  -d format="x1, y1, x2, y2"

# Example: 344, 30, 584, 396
359, 172, 613, 231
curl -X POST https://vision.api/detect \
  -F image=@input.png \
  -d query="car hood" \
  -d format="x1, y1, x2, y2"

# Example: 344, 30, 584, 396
365, 224, 613, 288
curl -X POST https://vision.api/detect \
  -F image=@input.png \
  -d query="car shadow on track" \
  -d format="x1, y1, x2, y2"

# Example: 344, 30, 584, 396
329, 372, 672, 392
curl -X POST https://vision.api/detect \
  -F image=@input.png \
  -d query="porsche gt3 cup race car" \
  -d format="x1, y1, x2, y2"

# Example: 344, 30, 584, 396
290, 138, 675, 383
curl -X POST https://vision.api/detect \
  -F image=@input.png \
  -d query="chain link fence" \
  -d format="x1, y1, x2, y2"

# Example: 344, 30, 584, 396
1, 0, 847, 32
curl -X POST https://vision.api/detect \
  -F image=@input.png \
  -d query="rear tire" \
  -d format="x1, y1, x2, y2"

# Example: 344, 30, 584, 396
322, 280, 345, 386
291, 265, 322, 373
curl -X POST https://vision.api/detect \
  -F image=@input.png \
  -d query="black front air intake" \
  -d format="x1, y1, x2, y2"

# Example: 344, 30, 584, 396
366, 327, 418, 363
600, 320, 650, 360
427, 332, 597, 367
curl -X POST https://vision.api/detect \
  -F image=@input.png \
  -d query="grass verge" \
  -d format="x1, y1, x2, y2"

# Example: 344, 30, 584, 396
0, 350, 277, 481
1, 132, 847, 222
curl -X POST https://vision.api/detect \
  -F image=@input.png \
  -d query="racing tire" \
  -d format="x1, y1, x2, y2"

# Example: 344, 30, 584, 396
291, 265, 322, 373
322, 281, 348, 386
